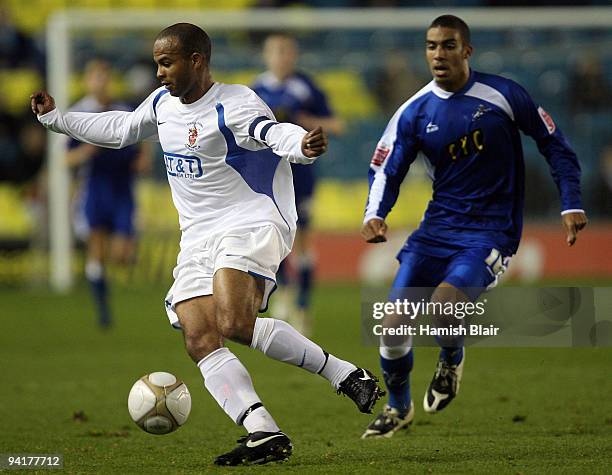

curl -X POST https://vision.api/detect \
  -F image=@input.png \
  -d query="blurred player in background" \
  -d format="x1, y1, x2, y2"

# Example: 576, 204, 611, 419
66, 60, 149, 328
253, 33, 345, 335
32, 23, 382, 466
361, 15, 587, 438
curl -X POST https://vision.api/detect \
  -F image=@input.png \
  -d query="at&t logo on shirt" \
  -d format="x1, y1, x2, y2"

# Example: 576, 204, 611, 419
164, 152, 203, 179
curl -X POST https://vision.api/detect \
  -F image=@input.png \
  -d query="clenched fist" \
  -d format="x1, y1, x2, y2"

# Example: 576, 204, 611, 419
361, 218, 388, 243
302, 126, 328, 158
30, 91, 56, 116
562, 211, 588, 247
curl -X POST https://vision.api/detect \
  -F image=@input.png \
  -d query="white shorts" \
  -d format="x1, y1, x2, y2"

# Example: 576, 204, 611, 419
164, 225, 290, 329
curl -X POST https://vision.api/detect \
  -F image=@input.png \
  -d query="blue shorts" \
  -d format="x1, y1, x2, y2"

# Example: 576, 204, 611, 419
291, 162, 316, 228
81, 189, 135, 236
391, 248, 509, 301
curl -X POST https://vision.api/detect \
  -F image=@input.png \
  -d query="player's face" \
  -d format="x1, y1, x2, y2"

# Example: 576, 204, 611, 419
263, 36, 298, 80
426, 26, 472, 91
85, 63, 111, 98
153, 37, 201, 100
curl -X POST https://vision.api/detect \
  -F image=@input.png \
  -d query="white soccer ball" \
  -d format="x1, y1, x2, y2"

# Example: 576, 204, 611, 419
127, 372, 191, 435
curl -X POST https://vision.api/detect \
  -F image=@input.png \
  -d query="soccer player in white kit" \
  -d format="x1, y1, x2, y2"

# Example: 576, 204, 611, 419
31, 23, 383, 466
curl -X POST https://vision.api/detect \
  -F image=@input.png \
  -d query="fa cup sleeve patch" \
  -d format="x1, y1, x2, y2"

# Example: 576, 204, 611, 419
371, 145, 390, 167
537, 107, 556, 134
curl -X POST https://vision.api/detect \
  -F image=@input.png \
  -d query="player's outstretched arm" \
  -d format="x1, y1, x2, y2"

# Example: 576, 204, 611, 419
236, 89, 326, 164
30, 89, 158, 149
301, 126, 328, 158
361, 218, 388, 243
562, 211, 588, 247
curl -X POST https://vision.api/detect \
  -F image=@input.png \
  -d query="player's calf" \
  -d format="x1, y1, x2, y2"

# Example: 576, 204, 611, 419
250, 317, 384, 412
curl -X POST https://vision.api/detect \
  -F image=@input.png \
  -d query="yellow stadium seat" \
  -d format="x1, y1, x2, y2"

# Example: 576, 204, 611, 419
0, 186, 34, 238
0, 69, 42, 115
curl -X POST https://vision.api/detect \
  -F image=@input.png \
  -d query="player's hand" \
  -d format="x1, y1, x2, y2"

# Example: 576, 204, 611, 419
302, 126, 328, 158
562, 211, 587, 247
361, 218, 388, 243
30, 91, 56, 116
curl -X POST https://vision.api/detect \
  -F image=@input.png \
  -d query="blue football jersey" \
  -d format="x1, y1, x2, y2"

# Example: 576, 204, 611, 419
365, 70, 582, 258
68, 96, 141, 235
68, 96, 139, 195
252, 71, 332, 123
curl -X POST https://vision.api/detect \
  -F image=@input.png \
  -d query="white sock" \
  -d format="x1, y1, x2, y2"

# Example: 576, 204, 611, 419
85, 259, 103, 281
319, 354, 357, 389
380, 334, 412, 360
251, 317, 356, 389
379, 344, 412, 360
197, 347, 279, 432
243, 406, 280, 434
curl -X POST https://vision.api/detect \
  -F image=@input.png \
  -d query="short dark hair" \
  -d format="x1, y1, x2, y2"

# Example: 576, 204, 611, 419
429, 15, 471, 45
156, 23, 212, 63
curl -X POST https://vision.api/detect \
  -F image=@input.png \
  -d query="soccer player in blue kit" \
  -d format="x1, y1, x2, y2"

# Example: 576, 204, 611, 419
361, 15, 588, 438
253, 33, 345, 335
67, 60, 149, 328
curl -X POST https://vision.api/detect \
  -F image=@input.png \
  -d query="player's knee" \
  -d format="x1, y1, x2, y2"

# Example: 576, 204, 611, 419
116, 248, 131, 264
429, 284, 466, 347
380, 343, 411, 360
110, 245, 132, 266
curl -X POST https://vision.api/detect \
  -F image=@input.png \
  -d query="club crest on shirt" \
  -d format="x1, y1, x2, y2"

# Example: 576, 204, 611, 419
472, 104, 491, 121
185, 121, 203, 151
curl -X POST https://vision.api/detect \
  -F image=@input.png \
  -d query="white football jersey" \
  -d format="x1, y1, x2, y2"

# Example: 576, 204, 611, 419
39, 83, 315, 253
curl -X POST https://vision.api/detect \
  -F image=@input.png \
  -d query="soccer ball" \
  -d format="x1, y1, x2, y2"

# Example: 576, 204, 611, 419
127, 372, 191, 435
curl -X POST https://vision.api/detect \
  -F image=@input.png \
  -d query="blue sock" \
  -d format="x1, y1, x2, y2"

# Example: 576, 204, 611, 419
380, 350, 413, 413
439, 346, 464, 366
296, 261, 313, 309
88, 275, 111, 327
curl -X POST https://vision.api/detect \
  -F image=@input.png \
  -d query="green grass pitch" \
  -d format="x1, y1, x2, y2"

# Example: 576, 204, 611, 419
1, 283, 611, 474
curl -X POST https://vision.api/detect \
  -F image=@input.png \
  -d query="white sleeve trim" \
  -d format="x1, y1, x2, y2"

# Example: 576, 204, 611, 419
363, 214, 385, 224
365, 172, 388, 220
561, 209, 585, 216
38, 108, 58, 121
